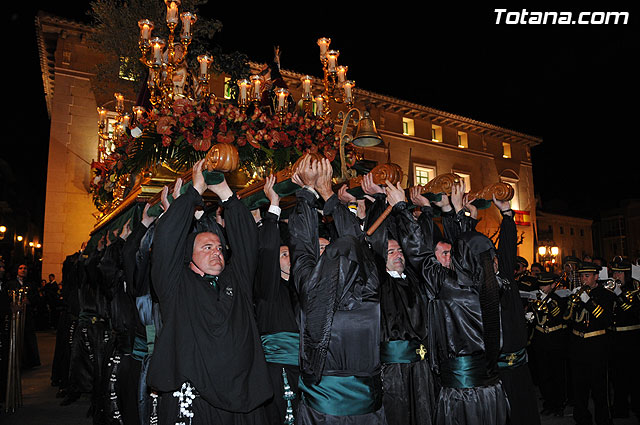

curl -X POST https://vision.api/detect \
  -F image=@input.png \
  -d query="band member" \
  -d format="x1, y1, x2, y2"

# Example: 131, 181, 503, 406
564, 262, 615, 425
609, 259, 640, 420
530, 272, 568, 416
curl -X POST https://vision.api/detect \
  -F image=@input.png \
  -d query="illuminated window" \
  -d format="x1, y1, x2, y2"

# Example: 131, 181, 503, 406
224, 77, 232, 99
502, 142, 512, 158
415, 165, 436, 186
431, 125, 442, 142
453, 171, 471, 192
500, 176, 520, 211
457, 131, 468, 148
402, 117, 415, 136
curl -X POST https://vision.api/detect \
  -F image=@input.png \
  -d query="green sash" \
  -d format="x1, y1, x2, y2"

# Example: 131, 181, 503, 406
131, 335, 148, 362
380, 340, 427, 364
299, 374, 382, 416
497, 347, 528, 370
440, 353, 497, 389
261, 332, 300, 366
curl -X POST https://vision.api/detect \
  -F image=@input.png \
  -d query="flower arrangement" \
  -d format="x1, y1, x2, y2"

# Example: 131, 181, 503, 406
89, 98, 357, 210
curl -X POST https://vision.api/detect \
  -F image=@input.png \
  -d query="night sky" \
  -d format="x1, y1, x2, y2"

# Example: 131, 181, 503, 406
6, 2, 640, 232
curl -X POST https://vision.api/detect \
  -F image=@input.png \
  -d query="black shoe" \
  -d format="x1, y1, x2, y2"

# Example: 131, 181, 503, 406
540, 408, 553, 416
553, 408, 564, 417
60, 393, 80, 406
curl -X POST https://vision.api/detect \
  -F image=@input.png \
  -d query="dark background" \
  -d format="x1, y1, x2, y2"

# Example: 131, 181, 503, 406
5, 2, 640, 233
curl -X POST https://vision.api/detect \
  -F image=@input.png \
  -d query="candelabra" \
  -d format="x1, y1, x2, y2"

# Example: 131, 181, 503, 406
137, 0, 213, 110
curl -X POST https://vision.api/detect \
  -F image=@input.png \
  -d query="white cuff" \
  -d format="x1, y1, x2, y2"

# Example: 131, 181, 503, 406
268, 204, 281, 218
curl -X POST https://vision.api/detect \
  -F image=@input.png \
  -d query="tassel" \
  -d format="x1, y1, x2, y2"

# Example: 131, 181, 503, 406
282, 368, 295, 425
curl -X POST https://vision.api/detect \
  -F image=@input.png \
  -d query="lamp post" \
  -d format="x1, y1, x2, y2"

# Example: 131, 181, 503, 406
537, 243, 559, 272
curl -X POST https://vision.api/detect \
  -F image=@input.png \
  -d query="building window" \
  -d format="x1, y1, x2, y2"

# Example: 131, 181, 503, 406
457, 131, 468, 148
580, 229, 584, 237
500, 176, 520, 211
402, 118, 415, 136
414, 165, 437, 186
560, 226, 564, 235
431, 125, 442, 142
453, 171, 471, 192
224, 77, 232, 99
570, 227, 574, 235
502, 142, 512, 158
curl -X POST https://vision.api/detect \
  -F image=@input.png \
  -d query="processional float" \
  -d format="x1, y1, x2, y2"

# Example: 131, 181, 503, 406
88, 0, 513, 248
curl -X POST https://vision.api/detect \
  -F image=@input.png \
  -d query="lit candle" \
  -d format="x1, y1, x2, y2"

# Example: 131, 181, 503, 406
276, 88, 288, 112
315, 95, 324, 117
114, 93, 124, 114
165, 0, 180, 25
336, 65, 348, 84
133, 106, 145, 123
97, 107, 107, 124
122, 113, 131, 129
138, 19, 154, 41
327, 50, 339, 73
237, 79, 250, 105
250, 75, 263, 102
151, 37, 165, 65
197, 54, 212, 79
317, 37, 331, 60
343, 80, 354, 104
300, 75, 313, 100
180, 12, 196, 40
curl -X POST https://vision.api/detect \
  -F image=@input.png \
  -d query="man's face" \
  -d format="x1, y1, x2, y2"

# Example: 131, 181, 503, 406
319, 238, 330, 256
612, 270, 626, 284
579, 271, 598, 288
530, 265, 543, 276
17, 264, 28, 279
386, 240, 405, 274
49, 274, 55, 283
191, 232, 225, 276
279, 246, 290, 276
516, 263, 527, 275
435, 242, 452, 268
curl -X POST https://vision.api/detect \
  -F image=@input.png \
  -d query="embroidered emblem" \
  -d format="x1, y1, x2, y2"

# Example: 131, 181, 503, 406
416, 344, 427, 361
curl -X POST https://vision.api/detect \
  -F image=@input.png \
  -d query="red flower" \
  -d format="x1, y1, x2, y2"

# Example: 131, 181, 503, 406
162, 135, 172, 147
156, 116, 176, 136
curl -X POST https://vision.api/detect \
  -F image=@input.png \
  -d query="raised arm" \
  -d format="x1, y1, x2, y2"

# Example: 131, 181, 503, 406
151, 161, 205, 301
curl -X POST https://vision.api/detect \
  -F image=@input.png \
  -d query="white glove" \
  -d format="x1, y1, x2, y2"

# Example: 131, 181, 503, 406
525, 312, 534, 322
580, 291, 590, 303
613, 283, 622, 296
538, 290, 548, 300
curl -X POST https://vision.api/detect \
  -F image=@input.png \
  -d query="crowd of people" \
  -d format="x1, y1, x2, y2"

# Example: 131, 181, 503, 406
1, 156, 638, 425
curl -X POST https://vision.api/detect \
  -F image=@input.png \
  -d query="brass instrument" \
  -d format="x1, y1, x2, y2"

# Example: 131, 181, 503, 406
624, 287, 640, 303
534, 272, 567, 314
569, 284, 593, 304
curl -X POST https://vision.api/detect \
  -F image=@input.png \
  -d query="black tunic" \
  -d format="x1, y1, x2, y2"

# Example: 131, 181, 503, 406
289, 189, 386, 425
393, 202, 509, 425
147, 185, 271, 422
254, 210, 300, 424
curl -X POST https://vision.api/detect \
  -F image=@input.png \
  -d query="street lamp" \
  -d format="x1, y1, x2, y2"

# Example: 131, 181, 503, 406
0, 225, 5, 241
537, 243, 559, 271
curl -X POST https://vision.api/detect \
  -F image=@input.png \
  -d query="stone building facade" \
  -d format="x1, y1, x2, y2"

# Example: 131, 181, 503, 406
36, 12, 541, 279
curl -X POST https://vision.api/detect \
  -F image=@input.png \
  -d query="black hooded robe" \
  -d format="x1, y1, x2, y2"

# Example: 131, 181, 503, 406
393, 202, 509, 425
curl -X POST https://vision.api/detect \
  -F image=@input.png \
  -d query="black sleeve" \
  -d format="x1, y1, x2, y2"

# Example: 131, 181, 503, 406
221, 194, 260, 298
289, 189, 321, 295
497, 211, 517, 282
122, 220, 149, 294
394, 202, 432, 276
151, 185, 201, 302
322, 193, 363, 238
254, 211, 282, 302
